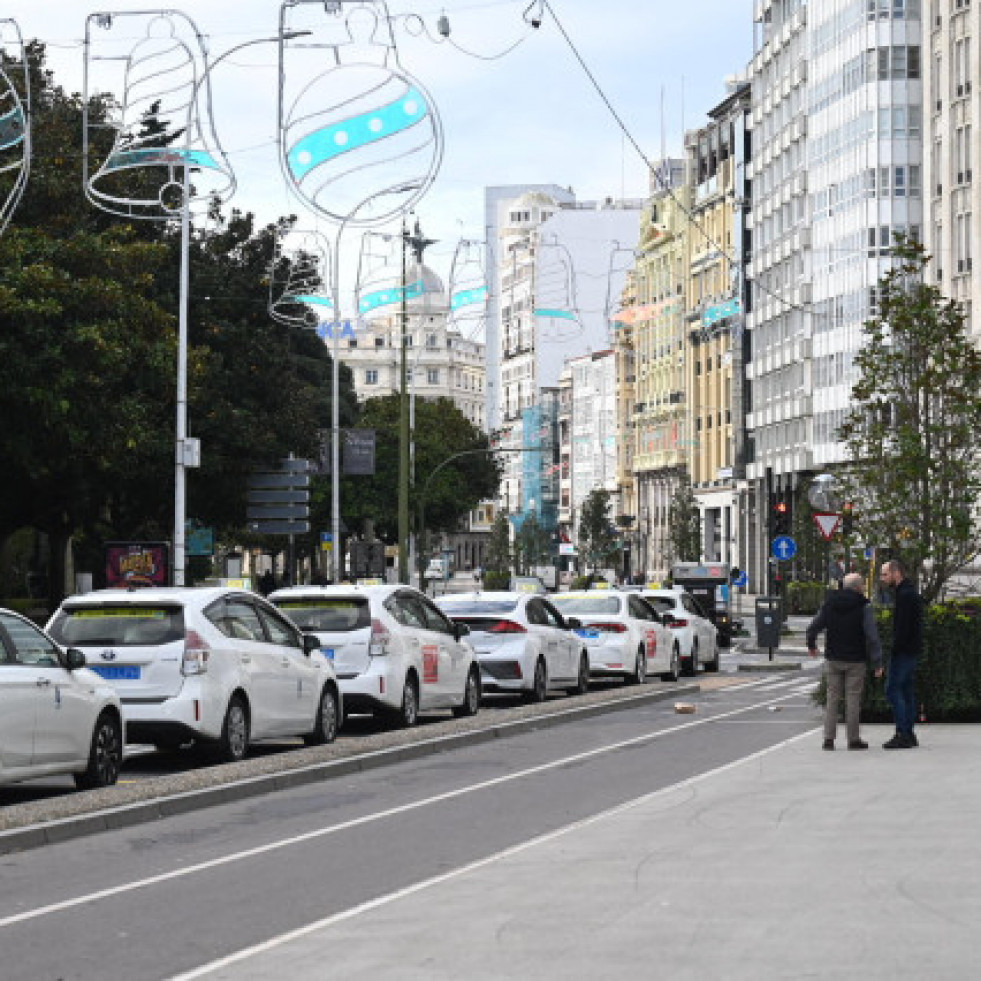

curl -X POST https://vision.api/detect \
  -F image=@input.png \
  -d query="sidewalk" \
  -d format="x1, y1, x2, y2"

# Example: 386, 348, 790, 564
181, 724, 981, 981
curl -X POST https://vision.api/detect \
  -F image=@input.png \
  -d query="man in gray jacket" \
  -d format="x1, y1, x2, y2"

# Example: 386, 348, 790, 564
806, 573, 884, 750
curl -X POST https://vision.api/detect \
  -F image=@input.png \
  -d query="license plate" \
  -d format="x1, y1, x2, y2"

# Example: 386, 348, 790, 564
574, 628, 600, 639
89, 664, 141, 680
320, 648, 335, 660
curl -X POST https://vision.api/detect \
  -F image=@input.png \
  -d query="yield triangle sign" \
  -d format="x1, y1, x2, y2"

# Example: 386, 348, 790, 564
813, 512, 842, 541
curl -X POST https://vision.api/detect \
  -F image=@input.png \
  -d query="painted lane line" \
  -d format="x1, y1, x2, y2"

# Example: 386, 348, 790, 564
167, 727, 820, 981
0, 687, 811, 931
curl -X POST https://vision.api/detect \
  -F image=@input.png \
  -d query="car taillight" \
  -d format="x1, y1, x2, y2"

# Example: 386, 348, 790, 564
585, 622, 627, 633
488, 620, 527, 634
182, 629, 211, 676
369, 618, 392, 656
668, 618, 689, 628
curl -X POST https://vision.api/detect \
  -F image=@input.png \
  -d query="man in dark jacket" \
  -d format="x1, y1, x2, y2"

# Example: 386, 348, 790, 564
880, 558, 924, 749
807, 573, 883, 750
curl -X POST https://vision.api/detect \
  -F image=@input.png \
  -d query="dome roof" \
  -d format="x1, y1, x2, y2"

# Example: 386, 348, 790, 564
358, 262, 446, 318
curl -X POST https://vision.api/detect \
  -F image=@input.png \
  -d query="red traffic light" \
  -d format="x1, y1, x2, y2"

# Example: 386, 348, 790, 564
775, 501, 788, 514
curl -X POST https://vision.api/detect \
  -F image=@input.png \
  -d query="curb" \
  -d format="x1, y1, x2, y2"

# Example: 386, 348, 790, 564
738, 661, 803, 672
0, 682, 699, 857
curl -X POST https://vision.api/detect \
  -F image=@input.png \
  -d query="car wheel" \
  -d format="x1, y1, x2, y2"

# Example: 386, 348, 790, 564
684, 640, 699, 678
304, 685, 339, 745
217, 695, 250, 763
453, 666, 481, 717
705, 636, 721, 673
661, 644, 681, 683
524, 658, 548, 703
626, 645, 646, 685
568, 651, 590, 695
74, 711, 123, 790
393, 675, 419, 728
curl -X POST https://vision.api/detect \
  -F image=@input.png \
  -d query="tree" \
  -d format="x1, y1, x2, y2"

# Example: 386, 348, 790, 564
838, 236, 981, 603
577, 488, 618, 572
668, 477, 701, 563
484, 512, 513, 577
326, 395, 500, 543
515, 512, 550, 574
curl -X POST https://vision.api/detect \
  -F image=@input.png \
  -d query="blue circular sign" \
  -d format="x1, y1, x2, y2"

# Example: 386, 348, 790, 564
771, 535, 797, 561
733, 570, 749, 588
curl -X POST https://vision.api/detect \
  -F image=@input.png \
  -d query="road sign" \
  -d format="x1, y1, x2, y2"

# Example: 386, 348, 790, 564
246, 505, 310, 521
245, 489, 309, 504
813, 512, 842, 541
771, 535, 797, 561
732, 570, 748, 588
248, 519, 310, 535
247, 472, 311, 489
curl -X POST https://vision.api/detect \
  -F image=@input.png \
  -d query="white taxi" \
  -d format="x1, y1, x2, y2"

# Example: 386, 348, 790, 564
1, 607, 123, 789
270, 584, 480, 727
641, 588, 720, 675
550, 588, 680, 683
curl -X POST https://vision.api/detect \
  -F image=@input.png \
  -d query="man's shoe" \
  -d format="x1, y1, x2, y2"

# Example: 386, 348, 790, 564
848, 739, 869, 750
908, 732, 919, 747
822, 739, 834, 751
883, 733, 913, 749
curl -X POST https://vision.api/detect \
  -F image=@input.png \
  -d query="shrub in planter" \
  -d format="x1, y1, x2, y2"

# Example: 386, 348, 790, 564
813, 599, 981, 722
786, 580, 827, 615
482, 570, 510, 591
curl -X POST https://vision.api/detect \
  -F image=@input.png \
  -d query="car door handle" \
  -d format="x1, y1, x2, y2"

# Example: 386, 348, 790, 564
281, 658, 291, 668
36, 677, 52, 687
240, 654, 251, 664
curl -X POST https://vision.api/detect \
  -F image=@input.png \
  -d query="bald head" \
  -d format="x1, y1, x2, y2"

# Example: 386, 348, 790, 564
843, 573, 865, 593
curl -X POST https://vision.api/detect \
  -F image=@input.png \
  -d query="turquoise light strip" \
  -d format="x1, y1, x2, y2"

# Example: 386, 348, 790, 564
358, 279, 425, 314
103, 147, 220, 173
534, 308, 577, 321
451, 285, 487, 310
287, 294, 334, 308
0, 107, 24, 151
287, 85, 428, 181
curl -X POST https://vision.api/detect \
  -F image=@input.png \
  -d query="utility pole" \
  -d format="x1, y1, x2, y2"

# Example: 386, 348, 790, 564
398, 218, 437, 584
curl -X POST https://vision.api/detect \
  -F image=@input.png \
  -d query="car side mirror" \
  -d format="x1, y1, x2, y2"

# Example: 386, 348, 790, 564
303, 633, 321, 657
454, 622, 470, 640
64, 647, 87, 671
566, 617, 582, 630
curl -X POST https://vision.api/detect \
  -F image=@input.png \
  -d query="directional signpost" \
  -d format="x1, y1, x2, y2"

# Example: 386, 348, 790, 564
247, 458, 311, 584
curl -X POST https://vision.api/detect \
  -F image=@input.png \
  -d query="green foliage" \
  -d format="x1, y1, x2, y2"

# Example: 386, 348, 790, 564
785, 580, 827, 615
814, 600, 981, 721
331, 395, 500, 544
668, 477, 701, 563
482, 570, 510, 591
578, 488, 618, 570
838, 236, 981, 604
484, 512, 513, 576
514, 513, 550, 574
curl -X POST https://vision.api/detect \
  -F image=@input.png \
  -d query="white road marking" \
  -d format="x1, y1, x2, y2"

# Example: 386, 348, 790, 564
0, 687, 813, 931
167, 727, 819, 981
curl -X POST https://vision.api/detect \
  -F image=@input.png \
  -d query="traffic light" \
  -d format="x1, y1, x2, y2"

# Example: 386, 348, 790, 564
842, 501, 854, 536
774, 496, 790, 534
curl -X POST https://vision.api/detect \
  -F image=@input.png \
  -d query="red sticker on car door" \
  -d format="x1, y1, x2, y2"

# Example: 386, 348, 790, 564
422, 644, 439, 684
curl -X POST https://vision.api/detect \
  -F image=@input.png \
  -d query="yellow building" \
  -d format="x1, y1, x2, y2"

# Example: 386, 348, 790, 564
614, 160, 690, 580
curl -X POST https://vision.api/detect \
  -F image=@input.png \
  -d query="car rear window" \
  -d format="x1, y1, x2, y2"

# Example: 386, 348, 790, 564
273, 597, 370, 632
437, 600, 519, 616
551, 595, 621, 615
48, 605, 185, 647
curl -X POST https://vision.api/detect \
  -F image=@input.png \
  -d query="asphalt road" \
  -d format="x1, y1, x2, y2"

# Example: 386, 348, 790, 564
0, 668, 822, 981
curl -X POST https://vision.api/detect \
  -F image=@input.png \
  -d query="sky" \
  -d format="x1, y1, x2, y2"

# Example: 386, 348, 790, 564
4, 0, 754, 299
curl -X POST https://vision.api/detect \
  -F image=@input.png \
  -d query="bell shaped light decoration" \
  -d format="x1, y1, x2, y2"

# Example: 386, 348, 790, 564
83, 12, 234, 220
269, 226, 335, 328
534, 237, 583, 342
278, 0, 442, 228
447, 238, 488, 340
0, 19, 30, 236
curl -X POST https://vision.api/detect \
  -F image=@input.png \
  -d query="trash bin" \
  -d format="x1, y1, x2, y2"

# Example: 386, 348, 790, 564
755, 597, 782, 649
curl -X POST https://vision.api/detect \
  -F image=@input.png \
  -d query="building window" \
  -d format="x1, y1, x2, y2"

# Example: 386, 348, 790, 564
427, 368, 439, 385
365, 369, 378, 385
374, 336, 385, 347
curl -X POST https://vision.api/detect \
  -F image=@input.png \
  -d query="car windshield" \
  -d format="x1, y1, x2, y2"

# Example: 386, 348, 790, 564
551, 595, 621, 615
48, 604, 185, 646
437, 599, 519, 616
273, 597, 370, 632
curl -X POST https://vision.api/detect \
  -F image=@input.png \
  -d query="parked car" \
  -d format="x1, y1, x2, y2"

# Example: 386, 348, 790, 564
641, 588, 720, 675
46, 587, 340, 762
435, 591, 590, 701
269, 584, 480, 727
550, 589, 680, 683
1, 607, 123, 789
